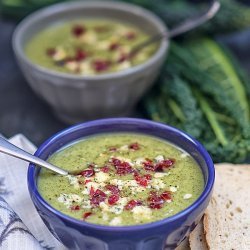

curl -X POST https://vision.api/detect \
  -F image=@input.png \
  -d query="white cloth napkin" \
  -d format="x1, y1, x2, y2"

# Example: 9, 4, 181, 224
0, 134, 67, 250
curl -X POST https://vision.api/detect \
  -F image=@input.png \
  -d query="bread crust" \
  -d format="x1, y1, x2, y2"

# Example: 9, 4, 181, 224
189, 218, 209, 250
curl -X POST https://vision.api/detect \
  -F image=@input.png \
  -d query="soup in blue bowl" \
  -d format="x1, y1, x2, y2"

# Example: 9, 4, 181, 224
28, 118, 214, 250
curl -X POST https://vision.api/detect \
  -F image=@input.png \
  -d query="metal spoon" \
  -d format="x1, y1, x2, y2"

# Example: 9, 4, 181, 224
0, 137, 68, 175
130, 1, 220, 56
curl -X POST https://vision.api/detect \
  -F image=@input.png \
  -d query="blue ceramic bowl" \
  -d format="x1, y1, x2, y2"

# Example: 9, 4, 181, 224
27, 118, 214, 250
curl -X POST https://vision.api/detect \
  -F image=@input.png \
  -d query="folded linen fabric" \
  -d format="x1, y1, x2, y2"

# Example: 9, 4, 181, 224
0, 134, 66, 250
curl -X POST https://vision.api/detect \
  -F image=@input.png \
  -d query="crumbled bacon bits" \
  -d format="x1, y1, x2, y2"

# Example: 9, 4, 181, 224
83, 212, 92, 219
134, 173, 152, 187
143, 159, 155, 171
110, 158, 134, 175
147, 191, 165, 209
143, 158, 175, 172
100, 166, 110, 173
109, 43, 119, 51
125, 200, 142, 210
161, 191, 172, 201
46, 48, 56, 57
128, 142, 140, 150
147, 191, 172, 209
93, 59, 111, 72
105, 184, 120, 194
117, 53, 128, 63
109, 147, 117, 152
75, 49, 87, 61
70, 205, 80, 211
108, 194, 119, 205
125, 31, 136, 40
90, 189, 106, 206
72, 25, 86, 37
155, 159, 175, 172
79, 169, 95, 177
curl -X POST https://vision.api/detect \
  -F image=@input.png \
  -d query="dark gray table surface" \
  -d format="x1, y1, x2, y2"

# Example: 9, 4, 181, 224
1, 17, 250, 146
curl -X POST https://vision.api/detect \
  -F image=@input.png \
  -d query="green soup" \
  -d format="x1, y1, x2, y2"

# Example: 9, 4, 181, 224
38, 133, 204, 226
25, 19, 158, 75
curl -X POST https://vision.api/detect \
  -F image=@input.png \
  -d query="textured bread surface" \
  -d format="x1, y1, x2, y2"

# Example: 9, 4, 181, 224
204, 163, 250, 250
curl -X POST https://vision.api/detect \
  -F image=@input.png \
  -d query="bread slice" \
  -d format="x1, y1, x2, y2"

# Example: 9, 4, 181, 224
189, 218, 208, 250
204, 163, 250, 250
176, 238, 190, 250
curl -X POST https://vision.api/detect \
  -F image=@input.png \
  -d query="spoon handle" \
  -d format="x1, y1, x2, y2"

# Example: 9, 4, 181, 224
0, 137, 68, 175
131, 1, 220, 55
167, 1, 220, 38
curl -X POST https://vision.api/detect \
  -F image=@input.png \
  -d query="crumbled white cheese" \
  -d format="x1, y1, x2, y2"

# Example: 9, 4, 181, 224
79, 61, 95, 75
71, 194, 82, 202
80, 31, 97, 44
154, 172, 170, 178
123, 180, 138, 188
81, 181, 104, 195
169, 186, 177, 192
118, 197, 128, 206
110, 198, 128, 214
134, 157, 145, 166
65, 175, 79, 189
109, 217, 122, 226
109, 179, 138, 191
65, 61, 79, 72
99, 198, 128, 215
119, 145, 129, 151
109, 178, 148, 194
132, 206, 152, 221
82, 187, 89, 195
155, 155, 164, 162
96, 41, 110, 50
94, 172, 110, 183
124, 180, 141, 194
151, 179, 166, 190
99, 202, 110, 212
136, 187, 147, 193
109, 179, 124, 189
57, 193, 83, 208
165, 209, 174, 217
116, 61, 131, 71
104, 190, 111, 195
53, 47, 66, 61
180, 153, 189, 158
183, 194, 192, 199
102, 213, 109, 221
81, 200, 91, 209
119, 45, 131, 54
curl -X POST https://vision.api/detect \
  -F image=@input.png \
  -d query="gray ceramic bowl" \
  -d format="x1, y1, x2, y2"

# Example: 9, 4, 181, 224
12, 1, 168, 124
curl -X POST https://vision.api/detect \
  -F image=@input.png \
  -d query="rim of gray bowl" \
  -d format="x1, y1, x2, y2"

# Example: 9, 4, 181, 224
12, 0, 169, 82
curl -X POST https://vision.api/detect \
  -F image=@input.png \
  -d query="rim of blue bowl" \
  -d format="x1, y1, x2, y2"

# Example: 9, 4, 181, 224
28, 118, 215, 232
12, 1, 168, 82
